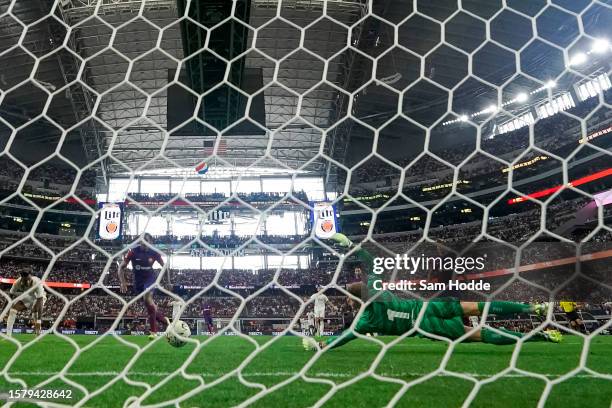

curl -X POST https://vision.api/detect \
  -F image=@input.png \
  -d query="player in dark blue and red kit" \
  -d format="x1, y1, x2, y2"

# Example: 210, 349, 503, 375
203, 303, 215, 334
118, 233, 169, 339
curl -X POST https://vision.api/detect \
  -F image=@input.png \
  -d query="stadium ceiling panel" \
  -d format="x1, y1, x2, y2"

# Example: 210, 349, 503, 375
3, 0, 528, 179
47, 0, 366, 176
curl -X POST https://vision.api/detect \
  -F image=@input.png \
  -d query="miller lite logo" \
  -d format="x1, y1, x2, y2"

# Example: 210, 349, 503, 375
99, 203, 122, 240
312, 202, 337, 239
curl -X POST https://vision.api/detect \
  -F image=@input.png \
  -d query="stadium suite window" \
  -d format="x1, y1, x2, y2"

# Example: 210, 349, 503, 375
141, 179, 170, 194
192, 256, 225, 270
201, 180, 231, 195
202, 222, 232, 236
171, 217, 200, 237
233, 255, 264, 270
170, 180, 200, 194
170, 255, 306, 270
125, 214, 137, 235
233, 216, 260, 236
231, 179, 261, 194
266, 212, 299, 235
170, 255, 200, 269
268, 255, 299, 269
135, 214, 167, 236
261, 177, 292, 193
107, 178, 138, 202
293, 177, 325, 201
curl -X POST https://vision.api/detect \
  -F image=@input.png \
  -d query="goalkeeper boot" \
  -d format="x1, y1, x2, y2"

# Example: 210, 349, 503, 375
534, 302, 550, 317
543, 329, 563, 343
302, 337, 319, 351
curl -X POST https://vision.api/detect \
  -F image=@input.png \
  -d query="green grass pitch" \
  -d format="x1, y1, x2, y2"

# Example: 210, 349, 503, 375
0, 334, 611, 407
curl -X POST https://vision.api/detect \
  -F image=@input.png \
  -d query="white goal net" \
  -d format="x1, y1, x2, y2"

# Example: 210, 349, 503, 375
0, 0, 611, 406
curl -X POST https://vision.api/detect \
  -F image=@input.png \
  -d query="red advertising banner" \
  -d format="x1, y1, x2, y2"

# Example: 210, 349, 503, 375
0, 278, 90, 289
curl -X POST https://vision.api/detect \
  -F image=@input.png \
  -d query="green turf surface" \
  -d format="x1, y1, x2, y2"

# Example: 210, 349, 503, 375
0, 334, 611, 407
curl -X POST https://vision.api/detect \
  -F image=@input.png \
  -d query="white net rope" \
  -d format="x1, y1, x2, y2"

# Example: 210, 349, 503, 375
0, 0, 610, 406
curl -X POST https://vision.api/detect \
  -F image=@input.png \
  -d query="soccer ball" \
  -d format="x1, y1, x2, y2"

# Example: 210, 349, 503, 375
165, 320, 191, 348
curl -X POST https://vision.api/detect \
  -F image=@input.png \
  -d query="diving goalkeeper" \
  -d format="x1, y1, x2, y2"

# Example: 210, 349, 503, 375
303, 234, 562, 350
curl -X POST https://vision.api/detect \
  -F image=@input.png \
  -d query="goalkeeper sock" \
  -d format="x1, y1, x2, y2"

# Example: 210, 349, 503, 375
6, 309, 17, 336
478, 301, 532, 315
481, 328, 548, 345
319, 320, 324, 336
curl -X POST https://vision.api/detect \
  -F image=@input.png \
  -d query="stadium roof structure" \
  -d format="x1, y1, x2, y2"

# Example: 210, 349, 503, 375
0, 0, 371, 181
0, 0, 609, 186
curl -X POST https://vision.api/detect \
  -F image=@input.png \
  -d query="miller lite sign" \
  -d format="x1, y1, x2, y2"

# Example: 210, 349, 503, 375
311, 202, 339, 239
98, 202, 123, 240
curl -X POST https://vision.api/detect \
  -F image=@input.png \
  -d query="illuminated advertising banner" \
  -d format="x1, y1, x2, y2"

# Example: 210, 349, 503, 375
594, 189, 612, 207
508, 168, 612, 204
0, 278, 90, 289
98, 202, 123, 240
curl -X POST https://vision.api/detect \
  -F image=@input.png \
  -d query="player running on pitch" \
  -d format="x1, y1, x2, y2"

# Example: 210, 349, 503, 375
5, 269, 46, 336
118, 233, 169, 340
310, 291, 328, 336
303, 233, 562, 350
202, 303, 215, 334
559, 301, 588, 334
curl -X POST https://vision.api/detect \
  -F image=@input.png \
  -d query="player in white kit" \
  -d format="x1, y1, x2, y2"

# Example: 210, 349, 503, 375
5, 270, 46, 336
310, 292, 328, 336
306, 311, 315, 336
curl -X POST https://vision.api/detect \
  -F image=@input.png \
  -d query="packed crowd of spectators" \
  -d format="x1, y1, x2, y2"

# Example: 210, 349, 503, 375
0, 230, 312, 262
477, 266, 612, 305
0, 234, 100, 262
169, 266, 355, 289
349, 93, 612, 189
345, 149, 611, 211
0, 191, 608, 291
3, 293, 352, 322
349, 195, 605, 246
3, 280, 608, 332
0, 159, 96, 190
0, 256, 358, 291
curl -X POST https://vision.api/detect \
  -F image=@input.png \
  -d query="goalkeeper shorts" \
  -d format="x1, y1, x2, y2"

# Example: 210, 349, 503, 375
418, 298, 466, 340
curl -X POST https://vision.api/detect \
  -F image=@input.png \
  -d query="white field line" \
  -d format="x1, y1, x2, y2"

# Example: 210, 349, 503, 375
5, 371, 606, 379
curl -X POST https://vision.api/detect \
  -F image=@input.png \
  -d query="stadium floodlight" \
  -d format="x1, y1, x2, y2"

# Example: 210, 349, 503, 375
591, 38, 610, 54
486, 104, 498, 113
459, 114, 468, 122
545, 80, 556, 88
516, 93, 528, 103
569, 52, 587, 66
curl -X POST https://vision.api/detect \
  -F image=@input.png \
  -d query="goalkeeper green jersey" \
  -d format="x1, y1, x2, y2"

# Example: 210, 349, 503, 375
326, 247, 423, 348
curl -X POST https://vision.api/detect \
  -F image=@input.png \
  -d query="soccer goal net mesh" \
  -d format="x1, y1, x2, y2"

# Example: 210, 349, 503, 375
0, 0, 611, 406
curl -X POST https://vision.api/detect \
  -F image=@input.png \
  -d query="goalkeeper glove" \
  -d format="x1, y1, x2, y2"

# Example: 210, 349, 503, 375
302, 337, 319, 351
331, 233, 352, 248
